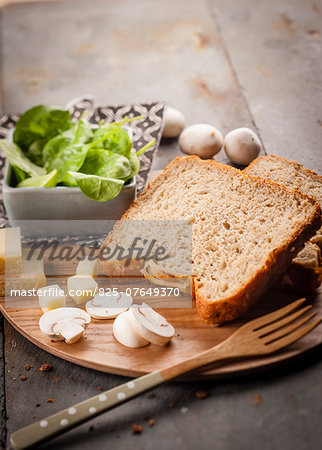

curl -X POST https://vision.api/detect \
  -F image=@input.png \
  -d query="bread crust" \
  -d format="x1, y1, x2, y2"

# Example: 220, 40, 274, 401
244, 155, 322, 293
246, 155, 322, 185
100, 156, 321, 324
195, 208, 321, 324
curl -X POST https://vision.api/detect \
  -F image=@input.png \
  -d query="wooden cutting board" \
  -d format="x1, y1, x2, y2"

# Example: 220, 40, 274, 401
1, 285, 321, 380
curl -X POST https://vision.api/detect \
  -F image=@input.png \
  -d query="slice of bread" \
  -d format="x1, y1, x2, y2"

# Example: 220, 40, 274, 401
244, 155, 322, 291
100, 156, 321, 324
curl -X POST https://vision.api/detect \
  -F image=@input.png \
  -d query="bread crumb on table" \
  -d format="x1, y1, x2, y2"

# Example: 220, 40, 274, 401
195, 390, 208, 399
252, 394, 262, 406
39, 364, 53, 372
132, 424, 143, 434
149, 419, 155, 427
20, 375, 26, 381
47, 398, 54, 403
24, 364, 32, 371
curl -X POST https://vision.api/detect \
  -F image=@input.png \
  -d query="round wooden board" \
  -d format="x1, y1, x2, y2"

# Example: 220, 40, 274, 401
1, 287, 322, 380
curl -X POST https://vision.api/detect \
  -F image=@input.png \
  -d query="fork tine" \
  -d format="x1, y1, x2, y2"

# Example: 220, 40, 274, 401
265, 318, 321, 352
263, 311, 317, 344
257, 305, 312, 337
249, 298, 307, 331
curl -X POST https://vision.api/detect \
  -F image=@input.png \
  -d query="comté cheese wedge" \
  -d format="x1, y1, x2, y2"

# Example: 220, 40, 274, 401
38, 284, 66, 313
67, 275, 98, 305
1, 248, 46, 297
76, 257, 98, 276
0, 227, 22, 274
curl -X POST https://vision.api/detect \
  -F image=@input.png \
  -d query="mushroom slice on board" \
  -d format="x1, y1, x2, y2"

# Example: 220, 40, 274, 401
113, 310, 150, 348
129, 303, 175, 345
39, 307, 91, 344
85, 292, 133, 319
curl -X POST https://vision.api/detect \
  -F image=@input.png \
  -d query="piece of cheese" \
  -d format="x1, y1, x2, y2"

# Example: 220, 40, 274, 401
76, 257, 98, 276
67, 275, 98, 305
38, 284, 66, 313
1, 247, 46, 297
0, 227, 22, 274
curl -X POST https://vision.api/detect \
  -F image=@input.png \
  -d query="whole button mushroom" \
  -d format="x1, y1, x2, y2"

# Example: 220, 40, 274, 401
179, 124, 223, 159
224, 128, 261, 165
162, 106, 186, 138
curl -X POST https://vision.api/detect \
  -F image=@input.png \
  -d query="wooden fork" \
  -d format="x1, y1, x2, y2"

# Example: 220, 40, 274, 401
10, 298, 321, 450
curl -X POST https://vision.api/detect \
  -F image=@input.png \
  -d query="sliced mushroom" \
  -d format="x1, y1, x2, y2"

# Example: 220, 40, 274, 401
129, 303, 175, 345
39, 307, 91, 344
141, 260, 192, 294
85, 292, 133, 319
113, 310, 150, 348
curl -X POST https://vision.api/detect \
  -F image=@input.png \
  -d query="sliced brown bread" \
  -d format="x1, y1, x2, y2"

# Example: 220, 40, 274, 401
244, 155, 322, 291
100, 156, 321, 324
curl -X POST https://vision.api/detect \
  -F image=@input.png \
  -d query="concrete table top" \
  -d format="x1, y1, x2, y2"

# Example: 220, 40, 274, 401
1, 0, 321, 449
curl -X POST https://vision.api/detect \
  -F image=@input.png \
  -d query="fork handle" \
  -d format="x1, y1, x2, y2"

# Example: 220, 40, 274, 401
10, 371, 164, 450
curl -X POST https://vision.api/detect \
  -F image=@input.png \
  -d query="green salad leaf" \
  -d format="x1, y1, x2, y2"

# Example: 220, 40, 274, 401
127, 152, 140, 178
42, 118, 92, 183
13, 105, 73, 152
17, 169, 57, 188
43, 137, 88, 183
4, 105, 154, 202
69, 171, 124, 202
80, 148, 131, 180
91, 124, 132, 158
0, 139, 46, 177
12, 165, 28, 184
27, 138, 48, 166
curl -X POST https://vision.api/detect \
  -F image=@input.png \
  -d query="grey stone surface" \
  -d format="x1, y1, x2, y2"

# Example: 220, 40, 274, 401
212, 0, 322, 171
0, 0, 322, 449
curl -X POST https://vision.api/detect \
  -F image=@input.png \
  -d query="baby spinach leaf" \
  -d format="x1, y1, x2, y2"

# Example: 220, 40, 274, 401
11, 165, 28, 185
71, 117, 92, 144
69, 171, 124, 202
80, 148, 131, 180
42, 118, 92, 183
17, 169, 58, 188
128, 152, 140, 177
43, 137, 89, 183
0, 140, 46, 177
27, 138, 48, 166
91, 124, 132, 158
13, 105, 73, 151
122, 141, 155, 182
